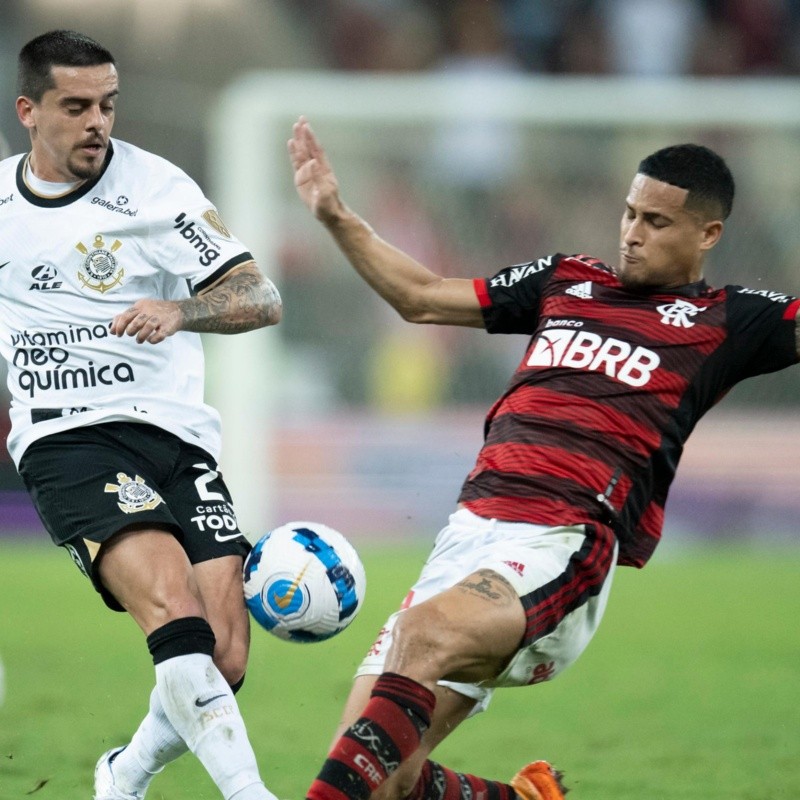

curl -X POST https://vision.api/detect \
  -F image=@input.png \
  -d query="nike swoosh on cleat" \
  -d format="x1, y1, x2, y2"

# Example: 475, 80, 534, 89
195, 693, 227, 707
0, 262, 9, 270
272, 560, 311, 609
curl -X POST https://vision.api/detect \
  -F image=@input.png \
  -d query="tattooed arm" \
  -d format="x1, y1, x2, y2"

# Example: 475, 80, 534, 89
111, 261, 282, 344
181, 261, 282, 334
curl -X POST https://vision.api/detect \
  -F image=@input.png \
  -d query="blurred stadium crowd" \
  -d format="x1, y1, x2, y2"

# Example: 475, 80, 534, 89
291, 0, 800, 76
2, 1, 799, 152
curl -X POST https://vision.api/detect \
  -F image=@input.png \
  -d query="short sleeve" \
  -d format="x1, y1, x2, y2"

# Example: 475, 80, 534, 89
726, 286, 800, 378
145, 166, 253, 294
474, 254, 564, 335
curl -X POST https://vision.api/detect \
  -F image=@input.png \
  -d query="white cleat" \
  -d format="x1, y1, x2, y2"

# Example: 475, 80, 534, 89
94, 746, 147, 800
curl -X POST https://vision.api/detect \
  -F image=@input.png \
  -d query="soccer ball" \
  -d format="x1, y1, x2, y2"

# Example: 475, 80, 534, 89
243, 521, 366, 643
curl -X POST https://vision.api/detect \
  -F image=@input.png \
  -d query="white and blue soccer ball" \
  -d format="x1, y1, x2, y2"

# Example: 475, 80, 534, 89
243, 521, 366, 643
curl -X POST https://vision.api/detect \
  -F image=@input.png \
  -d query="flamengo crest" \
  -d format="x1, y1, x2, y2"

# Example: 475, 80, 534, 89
656, 299, 706, 328
105, 472, 163, 513
76, 234, 124, 293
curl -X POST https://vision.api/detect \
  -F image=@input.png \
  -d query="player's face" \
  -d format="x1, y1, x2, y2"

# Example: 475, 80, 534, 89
17, 63, 118, 182
618, 174, 722, 290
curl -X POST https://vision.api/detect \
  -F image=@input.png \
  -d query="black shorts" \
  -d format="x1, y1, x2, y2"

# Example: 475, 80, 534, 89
18, 421, 250, 610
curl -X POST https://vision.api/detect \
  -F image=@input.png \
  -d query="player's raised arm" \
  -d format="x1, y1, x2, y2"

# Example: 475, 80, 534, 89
289, 116, 483, 328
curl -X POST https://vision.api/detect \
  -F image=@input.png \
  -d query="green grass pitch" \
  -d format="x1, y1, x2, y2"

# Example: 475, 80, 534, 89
1, 539, 798, 799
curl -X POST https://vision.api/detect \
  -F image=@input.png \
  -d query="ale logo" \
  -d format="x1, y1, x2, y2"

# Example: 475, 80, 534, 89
29, 264, 62, 291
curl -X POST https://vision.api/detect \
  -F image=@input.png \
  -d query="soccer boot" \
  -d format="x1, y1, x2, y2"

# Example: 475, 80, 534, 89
510, 760, 568, 800
94, 746, 148, 800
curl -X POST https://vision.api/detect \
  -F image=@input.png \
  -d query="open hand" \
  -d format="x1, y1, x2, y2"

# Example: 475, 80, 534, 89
288, 116, 342, 223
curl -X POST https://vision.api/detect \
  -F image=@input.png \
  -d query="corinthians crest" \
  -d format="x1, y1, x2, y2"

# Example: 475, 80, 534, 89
76, 234, 124, 293
105, 472, 163, 514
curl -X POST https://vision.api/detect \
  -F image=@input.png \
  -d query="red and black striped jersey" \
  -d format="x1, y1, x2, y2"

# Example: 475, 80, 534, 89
460, 253, 800, 567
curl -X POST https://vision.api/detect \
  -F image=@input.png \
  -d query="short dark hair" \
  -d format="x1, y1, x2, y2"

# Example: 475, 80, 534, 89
637, 143, 735, 221
18, 30, 115, 102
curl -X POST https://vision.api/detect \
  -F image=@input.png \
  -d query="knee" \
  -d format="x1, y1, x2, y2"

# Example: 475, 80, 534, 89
149, 582, 204, 624
96, 529, 205, 629
389, 605, 454, 674
389, 598, 518, 684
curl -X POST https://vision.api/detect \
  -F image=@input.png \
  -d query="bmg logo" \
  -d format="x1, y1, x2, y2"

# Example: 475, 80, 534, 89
173, 212, 221, 267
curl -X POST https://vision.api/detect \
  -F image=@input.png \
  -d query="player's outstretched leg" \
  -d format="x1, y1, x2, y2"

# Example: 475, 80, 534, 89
96, 531, 272, 799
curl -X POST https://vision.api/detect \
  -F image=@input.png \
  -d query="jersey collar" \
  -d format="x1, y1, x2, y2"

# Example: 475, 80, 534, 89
668, 279, 710, 298
621, 277, 711, 298
16, 141, 114, 208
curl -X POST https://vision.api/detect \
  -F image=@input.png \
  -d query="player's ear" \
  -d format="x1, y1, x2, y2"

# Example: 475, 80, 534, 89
16, 96, 36, 130
700, 220, 723, 251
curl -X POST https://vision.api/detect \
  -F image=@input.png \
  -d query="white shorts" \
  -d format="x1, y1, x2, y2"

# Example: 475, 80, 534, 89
356, 508, 618, 713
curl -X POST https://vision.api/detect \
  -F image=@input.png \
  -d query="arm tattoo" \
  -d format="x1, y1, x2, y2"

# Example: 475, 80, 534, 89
456, 569, 519, 605
179, 263, 281, 334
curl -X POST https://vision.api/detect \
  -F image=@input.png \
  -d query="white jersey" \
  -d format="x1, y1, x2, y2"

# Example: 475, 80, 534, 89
0, 139, 254, 465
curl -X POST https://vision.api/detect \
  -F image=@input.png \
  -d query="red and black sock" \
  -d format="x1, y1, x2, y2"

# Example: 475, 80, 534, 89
307, 673, 436, 800
408, 760, 518, 800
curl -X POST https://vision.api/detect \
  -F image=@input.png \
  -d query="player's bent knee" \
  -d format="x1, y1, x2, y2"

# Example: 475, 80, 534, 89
389, 605, 459, 675
389, 593, 522, 684
97, 527, 207, 630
